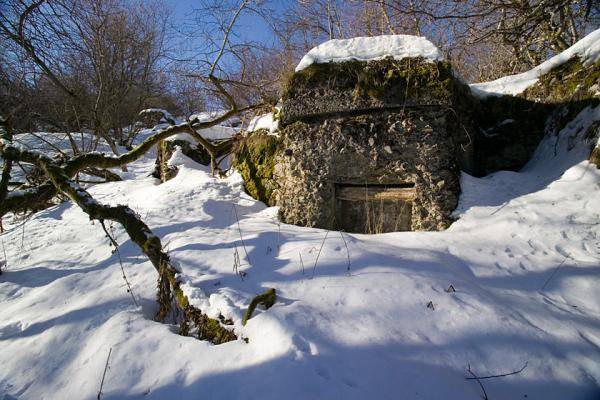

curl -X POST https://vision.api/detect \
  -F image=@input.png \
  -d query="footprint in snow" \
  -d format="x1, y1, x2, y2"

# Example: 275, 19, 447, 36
291, 334, 311, 354
315, 364, 331, 380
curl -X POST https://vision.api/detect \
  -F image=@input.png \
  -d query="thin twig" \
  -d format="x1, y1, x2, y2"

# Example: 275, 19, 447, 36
232, 204, 252, 267
299, 252, 305, 275
466, 362, 528, 380
466, 364, 489, 400
100, 220, 138, 307
233, 244, 244, 281
490, 201, 509, 216
17, 212, 34, 263
209, 0, 249, 77
276, 222, 281, 257
311, 230, 330, 279
447, 106, 473, 152
541, 255, 570, 291
339, 231, 351, 273
97, 347, 112, 400
0, 234, 7, 274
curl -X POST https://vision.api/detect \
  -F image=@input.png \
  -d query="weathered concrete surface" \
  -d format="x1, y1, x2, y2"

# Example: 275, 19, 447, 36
273, 109, 460, 232
281, 58, 455, 125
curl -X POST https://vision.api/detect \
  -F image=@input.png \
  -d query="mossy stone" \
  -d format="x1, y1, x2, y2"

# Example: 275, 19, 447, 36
231, 130, 281, 204
281, 57, 457, 125
523, 58, 600, 103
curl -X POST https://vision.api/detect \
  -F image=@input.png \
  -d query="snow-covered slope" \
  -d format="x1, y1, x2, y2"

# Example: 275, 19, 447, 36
1, 98, 599, 399
295, 35, 443, 72
470, 29, 600, 98
3, 132, 120, 187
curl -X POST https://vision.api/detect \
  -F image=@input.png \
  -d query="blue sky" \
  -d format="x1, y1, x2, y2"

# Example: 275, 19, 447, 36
165, 0, 287, 47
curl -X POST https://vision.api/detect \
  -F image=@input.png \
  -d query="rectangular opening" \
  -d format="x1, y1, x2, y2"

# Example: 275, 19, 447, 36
334, 183, 415, 233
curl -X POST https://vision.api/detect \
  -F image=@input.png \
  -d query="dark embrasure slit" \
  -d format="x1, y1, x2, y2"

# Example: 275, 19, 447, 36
334, 183, 415, 233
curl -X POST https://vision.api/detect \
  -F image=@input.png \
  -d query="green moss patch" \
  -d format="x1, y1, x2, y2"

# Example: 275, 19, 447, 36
242, 288, 276, 326
590, 146, 600, 168
283, 57, 455, 105
232, 130, 281, 204
524, 58, 600, 103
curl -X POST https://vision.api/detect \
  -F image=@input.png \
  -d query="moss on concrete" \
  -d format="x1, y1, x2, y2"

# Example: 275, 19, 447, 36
355, 58, 454, 101
285, 57, 454, 102
523, 58, 600, 103
474, 57, 600, 175
281, 58, 458, 125
232, 130, 281, 204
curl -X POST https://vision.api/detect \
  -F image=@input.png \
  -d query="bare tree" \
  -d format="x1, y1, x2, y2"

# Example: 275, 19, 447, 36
372, 0, 599, 79
0, 0, 274, 342
0, 0, 171, 151
270, 1, 598, 81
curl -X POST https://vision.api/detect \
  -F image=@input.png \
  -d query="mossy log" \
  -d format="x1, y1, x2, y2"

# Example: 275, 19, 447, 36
0, 120, 233, 217
1, 102, 264, 217
242, 288, 276, 326
0, 122, 196, 218
0, 183, 59, 217
154, 140, 179, 182
0, 118, 236, 344
83, 167, 123, 182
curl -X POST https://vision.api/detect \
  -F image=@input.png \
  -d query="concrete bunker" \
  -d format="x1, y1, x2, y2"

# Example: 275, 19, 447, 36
234, 36, 476, 233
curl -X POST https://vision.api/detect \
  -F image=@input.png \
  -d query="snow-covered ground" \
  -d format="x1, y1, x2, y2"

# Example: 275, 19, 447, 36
1, 94, 599, 399
2, 29, 600, 400
3, 132, 120, 195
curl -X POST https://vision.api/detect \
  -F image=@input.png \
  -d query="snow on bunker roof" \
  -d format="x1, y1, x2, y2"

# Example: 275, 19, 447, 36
295, 34, 444, 72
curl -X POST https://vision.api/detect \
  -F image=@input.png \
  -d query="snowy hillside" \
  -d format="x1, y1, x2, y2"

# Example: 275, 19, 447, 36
470, 28, 600, 97
1, 93, 599, 400
2, 23, 600, 400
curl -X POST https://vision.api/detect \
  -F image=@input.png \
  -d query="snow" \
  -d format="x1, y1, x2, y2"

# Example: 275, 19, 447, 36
189, 111, 227, 123
470, 29, 600, 98
1, 106, 600, 399
139, 108, 175, 122
1, 132, 121, 187
159, 111, 239, 143
198, 125, 238, 140
295, 35, 444, 72
246, 112, 279, 134
165, 125, 238, 144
